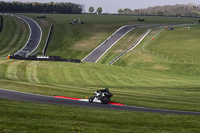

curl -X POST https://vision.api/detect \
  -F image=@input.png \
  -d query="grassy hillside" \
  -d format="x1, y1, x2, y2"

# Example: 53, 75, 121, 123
43, 14, 137, 59
21, 14, 199, 59
0, 59, 200, 111
146, 25, 200, 64
0, 15, 29, 57
113, 25, 200, 70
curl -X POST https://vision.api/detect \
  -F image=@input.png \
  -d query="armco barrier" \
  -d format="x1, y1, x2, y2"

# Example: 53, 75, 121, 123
9, 55, 81, 63
109, 29, 152, 65
43, 24, 53, 56
0, 15, 3, 32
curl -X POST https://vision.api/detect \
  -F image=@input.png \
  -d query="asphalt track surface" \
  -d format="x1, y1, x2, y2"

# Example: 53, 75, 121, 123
0, 88, 200, 115
14, 15, 42, 56
82, 25, 135, 63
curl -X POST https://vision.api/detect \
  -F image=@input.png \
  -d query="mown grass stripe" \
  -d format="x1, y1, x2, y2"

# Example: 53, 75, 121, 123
0, 59, 15, 79
0, 15, 29, 57
0, 18, 29, 57
16, 61, 31, 82
26, 61, 40, 83
0, 16, 17, 53
0, 18, 20, 55
5, 60, 25, 80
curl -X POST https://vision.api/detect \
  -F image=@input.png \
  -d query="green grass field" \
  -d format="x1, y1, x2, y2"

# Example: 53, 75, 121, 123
146, 25, 200, 64
0, 14, 200, 132
0, 15, 29, 58
1, 99, 200, 133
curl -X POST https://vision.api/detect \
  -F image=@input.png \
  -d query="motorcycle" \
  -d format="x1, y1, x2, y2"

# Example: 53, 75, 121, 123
89, 88, 113, 104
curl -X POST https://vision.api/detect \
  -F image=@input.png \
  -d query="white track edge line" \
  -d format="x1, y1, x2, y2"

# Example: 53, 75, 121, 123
0, 88, 54, 98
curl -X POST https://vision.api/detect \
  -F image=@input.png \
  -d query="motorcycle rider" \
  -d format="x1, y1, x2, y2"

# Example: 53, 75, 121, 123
97, 88, 110, 94
89, 88, 113, 104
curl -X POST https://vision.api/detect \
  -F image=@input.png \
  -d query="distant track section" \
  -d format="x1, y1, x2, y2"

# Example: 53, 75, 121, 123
109, 29, 152, 65
82, 25, 135, 63
14, 15, 42, 56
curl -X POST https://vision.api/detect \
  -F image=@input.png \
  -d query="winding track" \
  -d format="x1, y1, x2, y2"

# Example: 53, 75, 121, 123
14, 15, 42, 56
0, 88, 200, 115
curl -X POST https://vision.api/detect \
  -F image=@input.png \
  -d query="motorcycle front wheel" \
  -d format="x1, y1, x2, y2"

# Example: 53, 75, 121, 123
89, 96, 95, 102
100, 97, 110, 104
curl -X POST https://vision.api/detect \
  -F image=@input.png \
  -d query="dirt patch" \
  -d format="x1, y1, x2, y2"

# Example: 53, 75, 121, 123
113, 49, 125, 53
74, 33, 107, 51
133, 50, 153, 62
152, 64, 170, 70
37, 19, 50, 28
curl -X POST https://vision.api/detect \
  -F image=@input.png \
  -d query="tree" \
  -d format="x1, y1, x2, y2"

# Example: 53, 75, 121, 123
89, 6, 94, 13
118, 9, 124, 14
96, 7, 102, 14
124, 8, 132, 15
80, 4, 85, 12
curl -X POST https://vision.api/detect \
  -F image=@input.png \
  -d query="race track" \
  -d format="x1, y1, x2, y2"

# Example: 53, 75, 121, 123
1, 88, 200, 115
14, 15, 42, 56
82, 25, 135, 63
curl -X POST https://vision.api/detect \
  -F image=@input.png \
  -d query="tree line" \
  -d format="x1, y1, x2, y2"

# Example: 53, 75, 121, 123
0, 1, 83, 14
88, 6, 103, 14
118, 4, 200, 17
